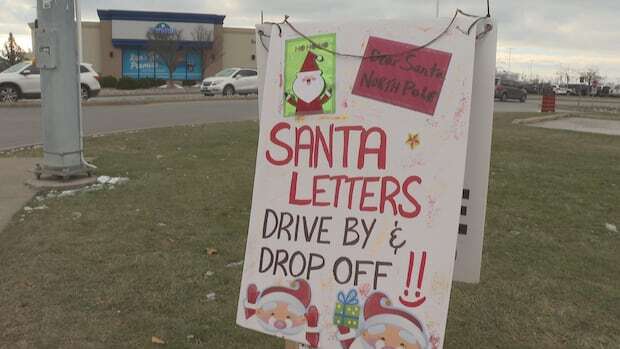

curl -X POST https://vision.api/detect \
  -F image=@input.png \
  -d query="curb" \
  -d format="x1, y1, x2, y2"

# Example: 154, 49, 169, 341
24, 176, 98, 192
0, 94, 258, 108
512, 113, 572, 125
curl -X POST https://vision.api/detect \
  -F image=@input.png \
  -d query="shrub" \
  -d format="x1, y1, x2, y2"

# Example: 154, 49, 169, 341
116, 77, 139, 90
99, 75, 118, 88
116, 77, 168, 90
139, 78, 166, 89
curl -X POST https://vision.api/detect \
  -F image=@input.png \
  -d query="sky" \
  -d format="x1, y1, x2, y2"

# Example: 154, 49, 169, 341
2, 0, 620, 84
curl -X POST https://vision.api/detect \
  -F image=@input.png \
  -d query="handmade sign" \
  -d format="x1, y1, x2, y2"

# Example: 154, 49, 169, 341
453, 18, 497, 283
239, 18, 477, 348
255, 20, 498, 286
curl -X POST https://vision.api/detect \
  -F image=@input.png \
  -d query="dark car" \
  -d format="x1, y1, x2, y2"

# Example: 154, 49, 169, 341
495, 78, 527, 102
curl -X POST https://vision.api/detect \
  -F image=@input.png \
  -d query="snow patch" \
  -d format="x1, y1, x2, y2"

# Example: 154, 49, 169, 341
97, 176, 129, 185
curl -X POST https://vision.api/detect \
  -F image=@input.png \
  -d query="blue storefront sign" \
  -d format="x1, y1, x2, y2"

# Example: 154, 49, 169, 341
152, 22, 176, 35
122, 48, 202, 81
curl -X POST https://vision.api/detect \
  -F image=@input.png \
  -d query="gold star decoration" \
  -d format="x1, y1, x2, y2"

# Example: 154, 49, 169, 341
406, 133, 421, 150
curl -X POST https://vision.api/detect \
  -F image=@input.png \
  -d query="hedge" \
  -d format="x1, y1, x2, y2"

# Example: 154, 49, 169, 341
115, 77, 167, 90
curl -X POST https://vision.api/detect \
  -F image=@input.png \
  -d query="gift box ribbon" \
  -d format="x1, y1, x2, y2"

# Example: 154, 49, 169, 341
337, 289, 359, 305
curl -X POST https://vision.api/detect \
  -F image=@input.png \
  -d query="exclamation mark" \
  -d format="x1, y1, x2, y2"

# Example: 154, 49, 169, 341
416, 251, 427, 298
399, 251, 428, 308
403, 252, 415, 297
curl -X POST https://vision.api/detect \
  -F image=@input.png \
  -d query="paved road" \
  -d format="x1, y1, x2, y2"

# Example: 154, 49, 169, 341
0, 99, 259, 150
494, 95, 620, 113
3, 96, 615, 150
493, 97, 542, 113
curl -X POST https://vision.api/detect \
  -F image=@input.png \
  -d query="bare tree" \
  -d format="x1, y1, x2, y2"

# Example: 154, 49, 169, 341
556, 66, 571, 86
0, 56, 8, 71
580, 67, 601, 86
579, 67, 602, 95
191, 25, 224, 79
1, 33, 26, 66
146, 27, 185, 88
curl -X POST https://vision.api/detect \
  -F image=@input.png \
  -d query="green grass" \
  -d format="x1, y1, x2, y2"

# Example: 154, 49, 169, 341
1, 114, 619, 348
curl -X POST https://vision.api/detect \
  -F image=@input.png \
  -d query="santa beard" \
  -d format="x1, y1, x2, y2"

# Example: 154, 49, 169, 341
351, 338, 395, 349
293, 71, 325, 103
258, 316, 304, 336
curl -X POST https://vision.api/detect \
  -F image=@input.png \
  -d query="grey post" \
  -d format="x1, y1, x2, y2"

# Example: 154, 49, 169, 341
34, 0, 94, 180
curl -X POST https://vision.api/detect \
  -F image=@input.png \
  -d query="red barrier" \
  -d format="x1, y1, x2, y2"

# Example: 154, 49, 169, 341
541, 94, 556, 112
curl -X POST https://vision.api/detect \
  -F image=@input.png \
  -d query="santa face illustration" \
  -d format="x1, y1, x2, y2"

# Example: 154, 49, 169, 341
255, 299, 307, 335
286, 51, 332, 115
244, 279, 320, 347
338, 293, 429, 349
360, 323, 424, 349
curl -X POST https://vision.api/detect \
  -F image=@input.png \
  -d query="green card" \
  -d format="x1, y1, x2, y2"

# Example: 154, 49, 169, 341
284, 33, 336, 117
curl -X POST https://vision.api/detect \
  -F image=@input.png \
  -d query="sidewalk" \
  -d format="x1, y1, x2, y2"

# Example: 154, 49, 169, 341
0, 158, 38, 232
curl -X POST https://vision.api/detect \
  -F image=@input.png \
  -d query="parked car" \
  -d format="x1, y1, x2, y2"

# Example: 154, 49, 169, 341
495, 78, 527, 102
553, 85, 569, 96
610, 85, 620, 97
0, 61, 101, 103
200, 68, 258, 96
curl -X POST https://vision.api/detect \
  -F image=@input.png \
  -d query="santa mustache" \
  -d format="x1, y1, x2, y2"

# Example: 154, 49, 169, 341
268, 315, 294, 330
259, 316, 302, 335
374, 340, 388, 349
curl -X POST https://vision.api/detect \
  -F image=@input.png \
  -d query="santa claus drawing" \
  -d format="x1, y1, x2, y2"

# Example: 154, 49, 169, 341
244, 279, 320, 347
338, 292, 429, 349
286, 51, 332, 115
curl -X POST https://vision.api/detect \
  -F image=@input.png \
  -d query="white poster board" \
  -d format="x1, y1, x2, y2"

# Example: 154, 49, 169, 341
453, 19, 497, 283
239, 18, 477, 348
257, 21, 498, 286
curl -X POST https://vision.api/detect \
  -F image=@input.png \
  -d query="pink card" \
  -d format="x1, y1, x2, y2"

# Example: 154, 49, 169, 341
352, 36, 452, 116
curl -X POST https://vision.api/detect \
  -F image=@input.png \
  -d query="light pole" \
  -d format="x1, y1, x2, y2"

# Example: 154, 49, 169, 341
507, 48, 512, 72
34, 0, 94, 180
436, 0, 440, 18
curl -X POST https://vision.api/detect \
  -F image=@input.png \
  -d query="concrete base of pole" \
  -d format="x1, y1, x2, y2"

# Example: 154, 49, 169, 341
33, 162, 96, 180
25, 174, 97, 191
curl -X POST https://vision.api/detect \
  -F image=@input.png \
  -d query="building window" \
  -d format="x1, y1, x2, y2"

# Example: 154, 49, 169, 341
121, 48, 203, 81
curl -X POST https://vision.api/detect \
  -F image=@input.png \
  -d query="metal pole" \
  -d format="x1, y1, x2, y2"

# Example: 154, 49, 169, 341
508, 48, 512, 72
435, 0, 440, 18
35, 0, 94, 179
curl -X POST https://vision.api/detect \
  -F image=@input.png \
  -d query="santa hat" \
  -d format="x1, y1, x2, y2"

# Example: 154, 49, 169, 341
299, 51, 322, 73
244, 280, 320, 347
362, 292, 428, 348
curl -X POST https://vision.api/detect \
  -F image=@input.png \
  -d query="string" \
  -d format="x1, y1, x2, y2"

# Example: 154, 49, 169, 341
258, 30, 270, 51
258, 8, 491, 56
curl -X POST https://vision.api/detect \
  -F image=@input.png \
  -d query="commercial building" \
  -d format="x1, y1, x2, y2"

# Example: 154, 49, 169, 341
30, 9, 257, 81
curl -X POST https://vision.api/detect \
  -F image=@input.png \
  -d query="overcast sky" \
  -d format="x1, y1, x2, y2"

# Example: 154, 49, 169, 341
2, 0, 620, 83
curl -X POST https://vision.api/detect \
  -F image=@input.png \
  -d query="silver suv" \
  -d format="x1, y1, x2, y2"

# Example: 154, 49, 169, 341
200, 68, 258, 96
0, 61, 101, 103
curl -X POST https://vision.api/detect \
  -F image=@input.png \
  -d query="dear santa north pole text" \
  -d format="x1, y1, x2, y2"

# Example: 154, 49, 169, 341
353, 36, 452, 115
